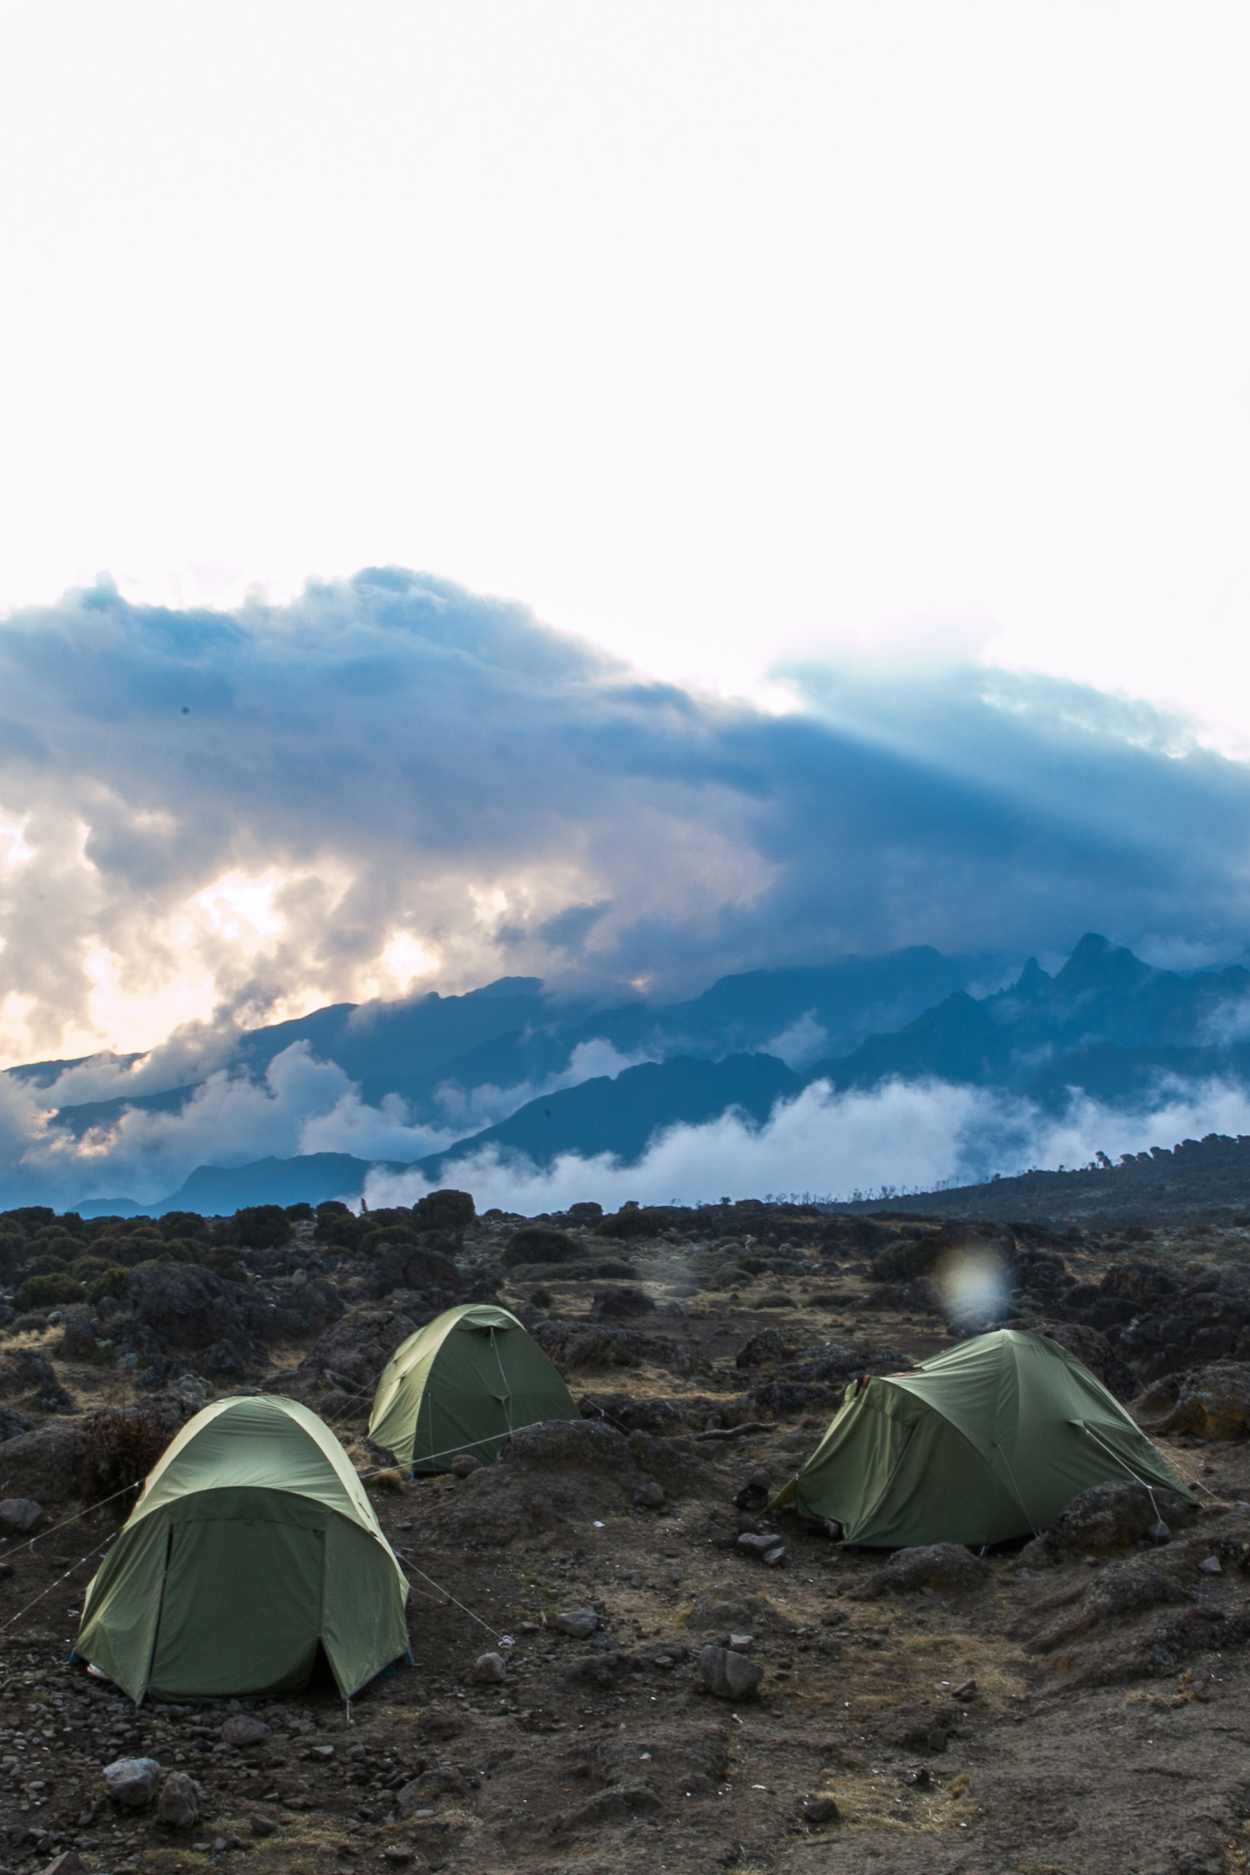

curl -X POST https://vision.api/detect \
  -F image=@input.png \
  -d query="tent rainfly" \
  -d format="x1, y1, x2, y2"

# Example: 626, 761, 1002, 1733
75, 1395, 409, 1702
772, 1327, 1192, 1547
368, 1302, 579, 1473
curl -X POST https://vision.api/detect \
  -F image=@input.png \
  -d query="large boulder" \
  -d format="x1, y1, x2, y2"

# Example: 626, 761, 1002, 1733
286, 1304, 420, 1399
734, 1328, 794, 1370
0, 1347, 74, 1413
531, 1320, 682, 1373
126, 1262, 258, 1353
0, 1419, 86, 1503
849, 1544, 992, 1600
1136, 1363, 1250, 1440
427, 1420, 675, 1549
1021, 1482, 1195, 1563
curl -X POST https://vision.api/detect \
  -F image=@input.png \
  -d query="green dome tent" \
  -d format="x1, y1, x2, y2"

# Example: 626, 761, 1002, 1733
369, 1302, 579, 1473
772, 1328, 1192, 1547
75, 1395, 409, 1703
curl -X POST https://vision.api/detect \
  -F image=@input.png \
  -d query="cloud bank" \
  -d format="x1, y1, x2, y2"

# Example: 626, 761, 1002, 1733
365, 1073, 1250, 1215
5, 567, 1250, 1068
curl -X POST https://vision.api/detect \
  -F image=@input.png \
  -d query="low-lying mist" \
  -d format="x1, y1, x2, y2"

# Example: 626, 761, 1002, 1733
5, 1040, 1250, 1215
364, 1074, 1250, 1215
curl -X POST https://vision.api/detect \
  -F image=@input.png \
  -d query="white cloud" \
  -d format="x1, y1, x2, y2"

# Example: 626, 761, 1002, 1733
364, 1074, 1250, 1214
433, 1037, 661, 1133
758, 1010, 829, 1070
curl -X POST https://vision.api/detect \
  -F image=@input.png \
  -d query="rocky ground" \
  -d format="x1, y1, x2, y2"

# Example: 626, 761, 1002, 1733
5, 1198, 1250, 1874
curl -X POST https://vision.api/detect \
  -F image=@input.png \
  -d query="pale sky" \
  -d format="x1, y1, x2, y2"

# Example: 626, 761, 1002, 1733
2, 0, 1247, 730
3, 1, 1250, 1077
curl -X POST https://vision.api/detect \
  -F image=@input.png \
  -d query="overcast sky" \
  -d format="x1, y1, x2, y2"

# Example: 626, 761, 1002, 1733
2, 2, 1248, 1065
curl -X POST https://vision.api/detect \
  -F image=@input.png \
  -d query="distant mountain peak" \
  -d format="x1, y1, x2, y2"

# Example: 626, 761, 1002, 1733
1056, 933, 1150, 991
1013, 956, 1051, 996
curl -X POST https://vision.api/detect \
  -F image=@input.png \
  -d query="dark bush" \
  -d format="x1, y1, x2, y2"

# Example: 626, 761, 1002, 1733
86, 1265, 129, 1304
593, 1286, 656, 1319
284, 1201, 315, 1221
566, 1201, 604, 1223
359, 1226, 422, 1253
201, 1244, 246, 1281
529, 1287, 554, 1310
69, 1255, 113, 1283
32, 1228, 82, 1260
413, 1189, 476, 1234
502, 1226, 579, 1267
597, 1206, 679, 1240
3, 1206, 57, 1231
78, 1406, 174, 1519
15, 1272, 82, 1311
158, 1210, 210, 1241
229, 1205, 290, 1250
316, 1207, 361, 1250
23, 1251, 73, 1276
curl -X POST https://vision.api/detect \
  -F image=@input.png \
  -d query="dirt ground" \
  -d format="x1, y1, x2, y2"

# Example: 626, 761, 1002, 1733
5, 1220, 1250, 1875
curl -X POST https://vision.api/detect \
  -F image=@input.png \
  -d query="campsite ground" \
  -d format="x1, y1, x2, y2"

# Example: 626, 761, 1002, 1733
5, 1207, 1250, 1875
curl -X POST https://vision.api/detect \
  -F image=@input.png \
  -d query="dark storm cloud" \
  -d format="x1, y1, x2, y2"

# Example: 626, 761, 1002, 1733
2, 564, 1250, 1064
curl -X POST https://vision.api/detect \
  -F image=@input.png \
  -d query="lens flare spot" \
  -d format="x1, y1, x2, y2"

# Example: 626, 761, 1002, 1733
935, 1245, 1008, 1329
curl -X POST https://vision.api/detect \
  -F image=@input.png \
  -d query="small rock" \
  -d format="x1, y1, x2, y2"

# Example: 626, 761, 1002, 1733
0, 1497, 43, 1535
250, 1816, 279, 1837
737, 1532, 786, 1565
950, 1678, 978, 1701
1199, 1555, 1223, 1575
633, 1479, 665, 1509
157, 1771, 201, 1829
727, 1631, 754, 1652
451, 1453, 482, 1478
221, 1715, 271, 1746
103, 1756, 162, 1808
699, 1642, 763, 1701
36, 1856, 87, 1875
802, 1794, 841, 1827
471, 1651, 507, 1683
907, 1766, 933, 1789
554, 1608, 601, 1638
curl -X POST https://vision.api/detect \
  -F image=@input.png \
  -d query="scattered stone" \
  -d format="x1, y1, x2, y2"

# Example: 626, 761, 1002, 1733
728, 1631, 754, 1651
737, 1531, 786, 1565
36, 1855, 87, 1875
554, 1608, 601, 1638
471, 1651, 508, 1683
157, 1771, 201, 1829
103, 1756, 162, 1808
0, 1496, 43, 1535
1144, 1364, 1250, 1441
1029, 1484, 1195, 1561
734, 1469, 772, 1511
951, 1678, 978, 1700
633, 1479, 665, 1508
221, 1714, 271, 1746
851, 1544, 991, 1599
451, 1453, 482, 1478
699, 1641, 763, 1701
1199, 1555, 1223, 1576
802, 1793, 841, 1827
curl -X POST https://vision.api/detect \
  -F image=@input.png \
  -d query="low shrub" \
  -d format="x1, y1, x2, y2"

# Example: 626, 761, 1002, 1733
14, 1272, 82, 1311
502, 1226, 578, 1267
78, 1406, 174, 1519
